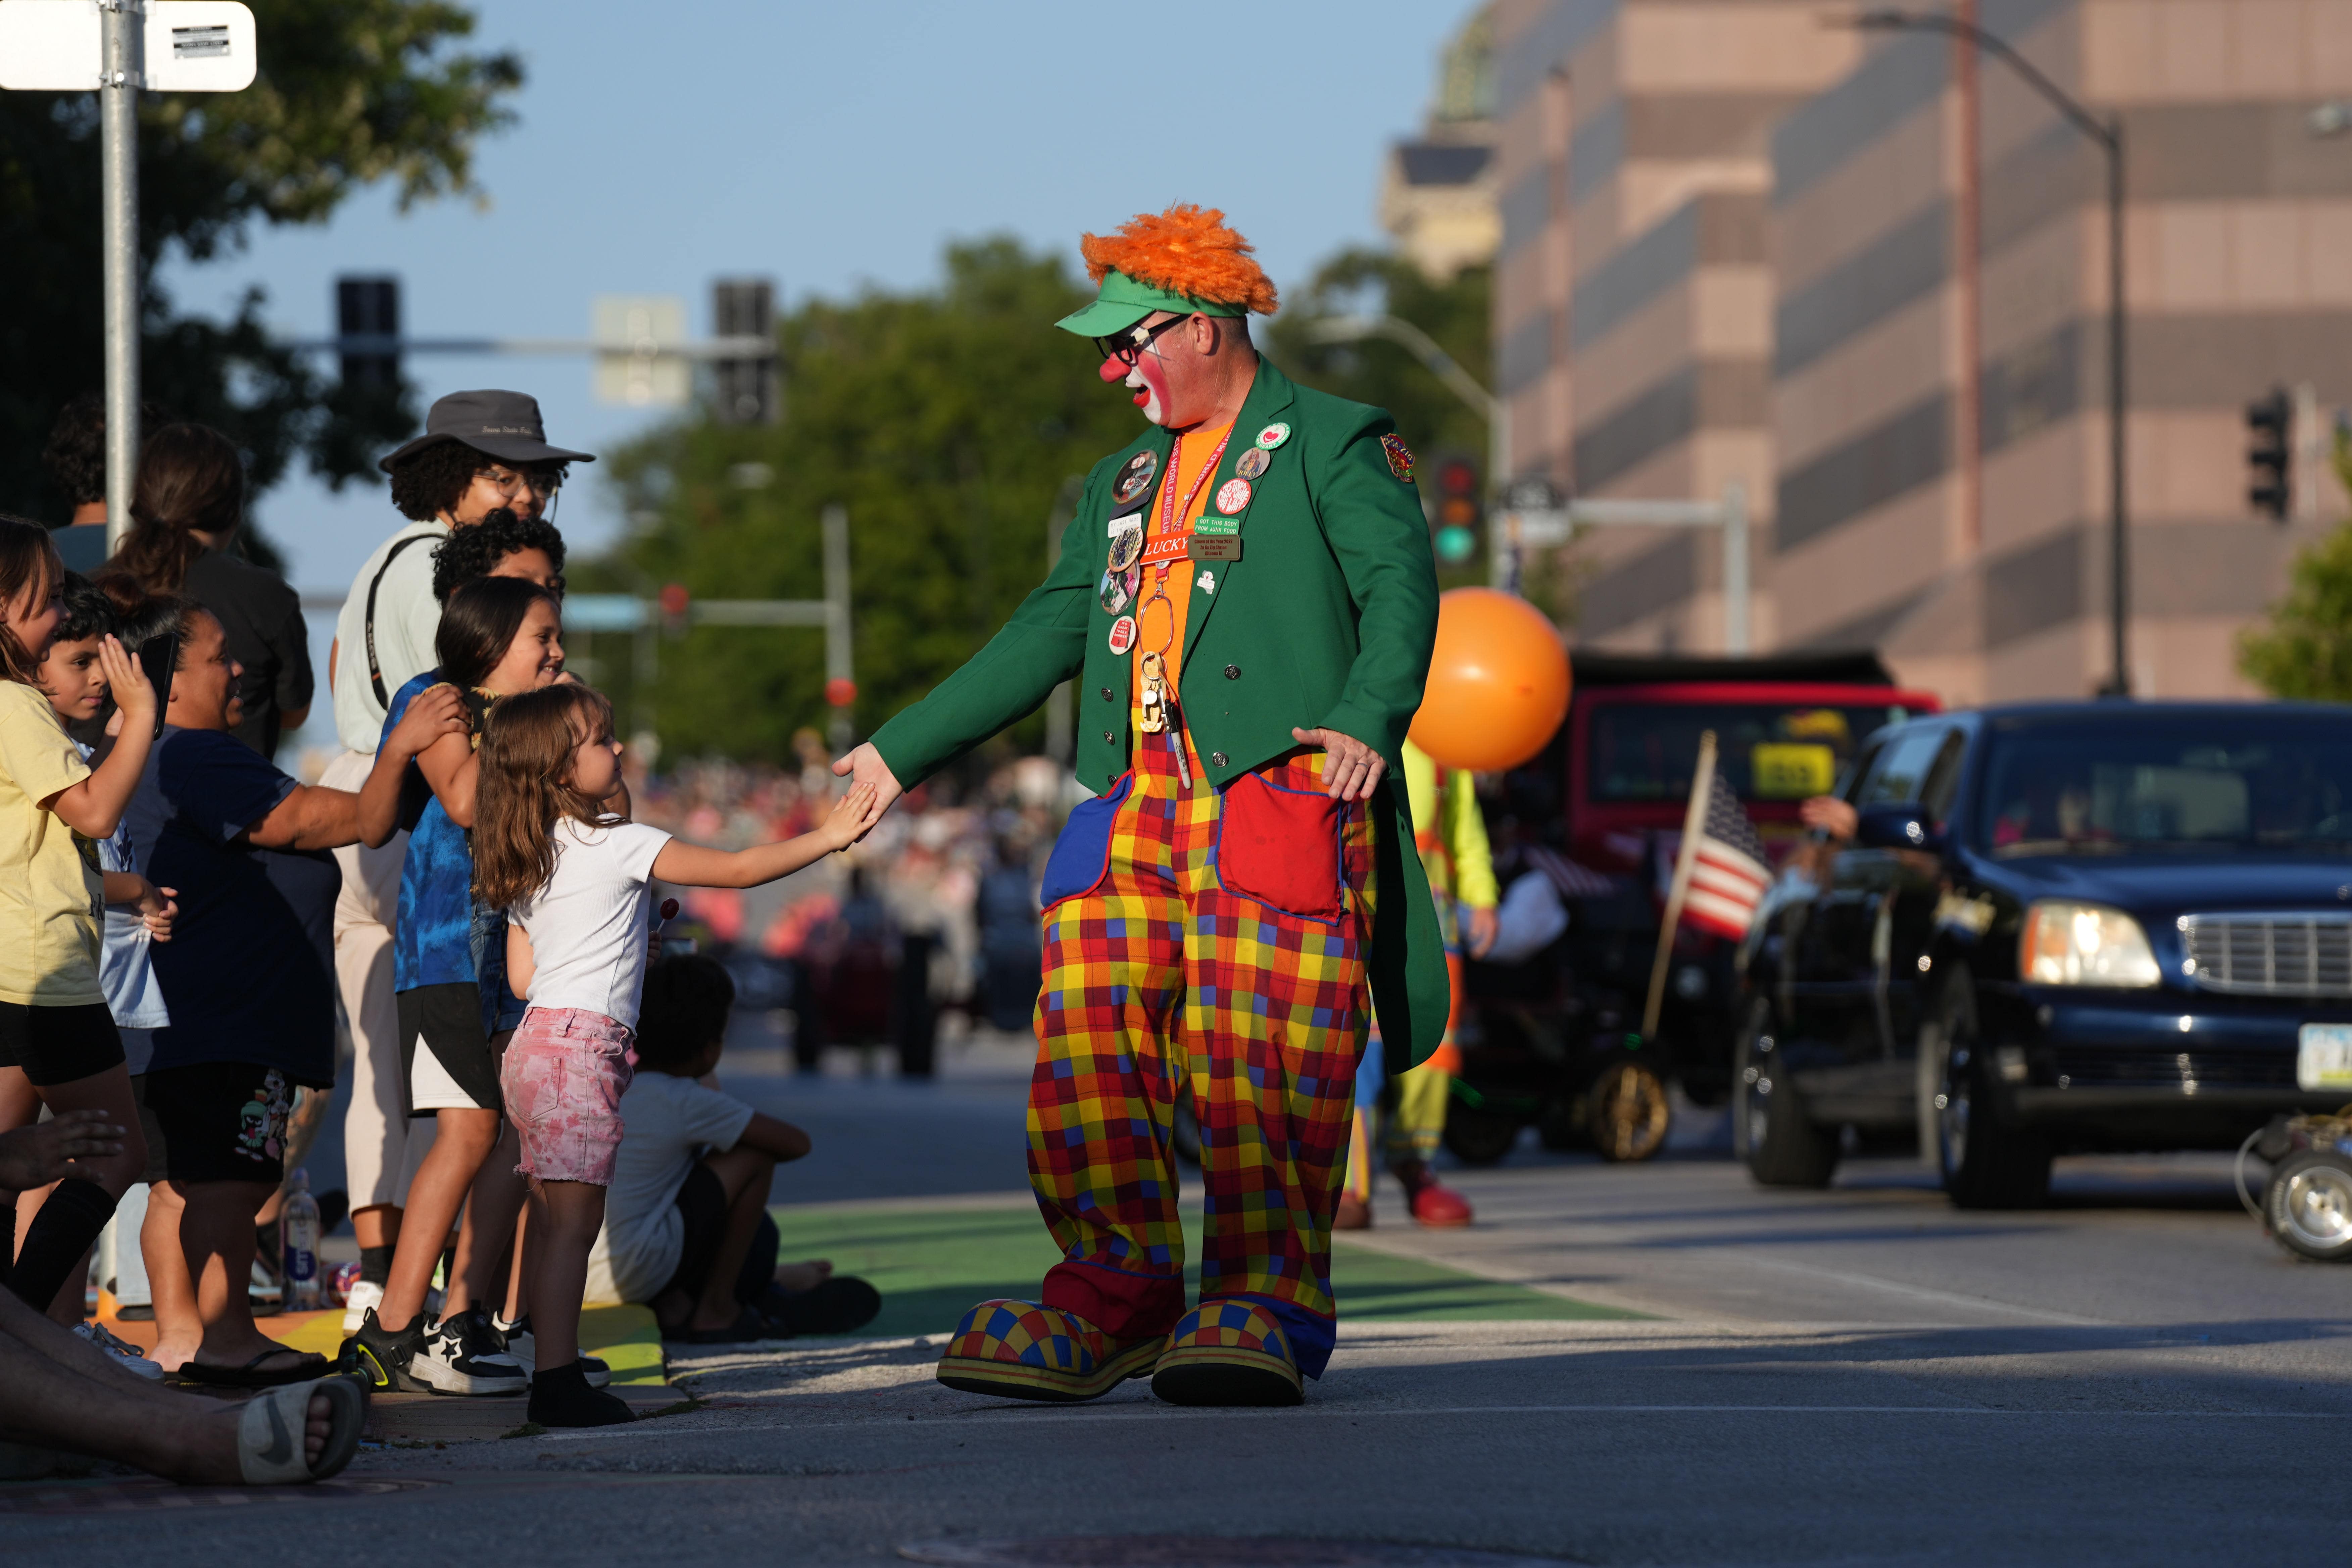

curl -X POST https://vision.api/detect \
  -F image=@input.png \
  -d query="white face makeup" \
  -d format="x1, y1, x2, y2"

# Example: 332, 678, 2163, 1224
1126, 352, 1172, 425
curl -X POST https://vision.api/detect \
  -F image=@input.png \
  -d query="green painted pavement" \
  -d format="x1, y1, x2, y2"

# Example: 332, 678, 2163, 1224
770, 1203, 1642, 1340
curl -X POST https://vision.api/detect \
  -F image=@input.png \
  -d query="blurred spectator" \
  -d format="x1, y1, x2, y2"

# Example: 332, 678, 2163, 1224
38, 395, 166, 575
975, 835, 1041, 1032
108, 423, 311, 756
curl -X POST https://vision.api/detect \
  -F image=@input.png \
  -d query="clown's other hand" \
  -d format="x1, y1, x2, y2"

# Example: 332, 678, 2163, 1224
1290, 727, 1387, 803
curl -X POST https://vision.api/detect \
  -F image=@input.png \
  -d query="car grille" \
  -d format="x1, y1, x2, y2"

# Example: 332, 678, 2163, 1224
2179, 913, 2352, 997
2052, 1047, 2297, 1090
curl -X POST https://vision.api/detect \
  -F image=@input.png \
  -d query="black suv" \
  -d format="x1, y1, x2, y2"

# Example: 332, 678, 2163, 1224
1736, 702, 2352, 1207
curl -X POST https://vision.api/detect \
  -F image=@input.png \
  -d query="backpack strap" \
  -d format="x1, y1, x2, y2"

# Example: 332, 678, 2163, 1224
364, 532, 434, 708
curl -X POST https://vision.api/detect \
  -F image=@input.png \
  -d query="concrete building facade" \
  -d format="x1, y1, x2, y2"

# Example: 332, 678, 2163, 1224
1491, 0, 2352, 701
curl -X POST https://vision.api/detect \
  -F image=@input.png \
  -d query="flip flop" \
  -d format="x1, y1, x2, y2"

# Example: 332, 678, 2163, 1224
758, 1276, 882, 1336
177, 1348, 332, 1388
236, 1375, 368, 1485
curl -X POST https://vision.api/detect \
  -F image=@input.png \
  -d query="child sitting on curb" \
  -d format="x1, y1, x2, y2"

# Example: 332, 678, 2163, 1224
590, 953, 880, 1343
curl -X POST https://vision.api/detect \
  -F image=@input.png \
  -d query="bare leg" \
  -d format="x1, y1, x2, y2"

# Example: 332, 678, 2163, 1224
10, 1067, 147, 1323
141, 1181, 204, 1370
0, 1284, 331, 1481
176, 1180, 312, 1374
503, 1197, 532, 1323
651, 1146, 776, 1333
378, 1107, 499, 1333
446, 1122, 525, 1317
525, 1179, 606, 1372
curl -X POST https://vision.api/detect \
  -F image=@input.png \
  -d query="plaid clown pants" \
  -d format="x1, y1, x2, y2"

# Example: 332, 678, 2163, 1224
1027, 723, 1376, 1379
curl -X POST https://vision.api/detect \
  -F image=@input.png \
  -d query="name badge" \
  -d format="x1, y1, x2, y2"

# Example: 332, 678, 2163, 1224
1190, 536, 1242, 562
1141, 533, 1190, 566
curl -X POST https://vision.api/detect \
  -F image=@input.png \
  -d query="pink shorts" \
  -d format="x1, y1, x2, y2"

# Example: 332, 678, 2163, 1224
500, 1007, 636, 1185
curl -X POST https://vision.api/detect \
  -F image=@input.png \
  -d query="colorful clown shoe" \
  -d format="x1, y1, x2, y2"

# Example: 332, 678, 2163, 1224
1149, 1299, 1305, 1407
935, 1299, 1161, 1403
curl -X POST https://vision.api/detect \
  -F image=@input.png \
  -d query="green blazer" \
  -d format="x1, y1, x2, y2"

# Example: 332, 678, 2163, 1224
869, 358, 1451, 1063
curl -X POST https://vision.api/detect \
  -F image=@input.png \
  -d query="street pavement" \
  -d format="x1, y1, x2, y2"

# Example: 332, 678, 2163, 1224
11, 1028, 2347, 1565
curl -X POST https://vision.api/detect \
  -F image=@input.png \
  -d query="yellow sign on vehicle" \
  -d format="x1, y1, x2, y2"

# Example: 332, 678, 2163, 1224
1751, 741, 1836, 800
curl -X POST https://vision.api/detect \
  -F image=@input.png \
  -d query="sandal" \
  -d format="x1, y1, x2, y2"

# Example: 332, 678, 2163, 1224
665, 1305, 773, 1345
758, 1276, 882, 1336
237, 1375, 367, 1485
177, 1347, 331, 1388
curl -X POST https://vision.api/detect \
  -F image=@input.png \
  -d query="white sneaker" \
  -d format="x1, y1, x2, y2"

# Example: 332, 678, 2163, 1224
341, 1278, 383, 1334
75, 1320, 164, 1382
407, 1309, 527, 1396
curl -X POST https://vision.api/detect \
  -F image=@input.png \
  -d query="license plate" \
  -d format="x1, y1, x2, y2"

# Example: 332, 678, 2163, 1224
2297, 1023, 2352, 1091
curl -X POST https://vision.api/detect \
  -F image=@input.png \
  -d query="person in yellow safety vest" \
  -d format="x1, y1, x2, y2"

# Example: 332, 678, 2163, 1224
1337, 738, 1497, 1229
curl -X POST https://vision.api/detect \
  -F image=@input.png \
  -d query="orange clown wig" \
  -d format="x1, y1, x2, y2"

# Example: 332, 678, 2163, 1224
1079, 205, 1279, 317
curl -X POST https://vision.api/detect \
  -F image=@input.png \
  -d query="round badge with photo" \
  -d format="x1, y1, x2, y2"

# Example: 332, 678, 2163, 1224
1099, 571, 1132, 616
1112, 450, 1161, 506
1108, 519, 1143, 573
1235, 446, 1270, 481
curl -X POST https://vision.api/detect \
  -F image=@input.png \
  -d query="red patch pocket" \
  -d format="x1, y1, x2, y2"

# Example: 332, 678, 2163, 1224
1039, 773, 1134, 908
1216, 769, 1344, 922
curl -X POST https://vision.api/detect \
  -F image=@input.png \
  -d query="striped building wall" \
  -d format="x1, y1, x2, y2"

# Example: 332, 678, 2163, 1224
1492, 0, 2352, 700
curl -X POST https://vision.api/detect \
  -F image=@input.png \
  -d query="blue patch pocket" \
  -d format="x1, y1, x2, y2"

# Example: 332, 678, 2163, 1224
1040, 772, 1134, 908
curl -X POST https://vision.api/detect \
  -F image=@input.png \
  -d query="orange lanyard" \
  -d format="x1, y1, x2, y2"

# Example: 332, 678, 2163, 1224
1139, 426, 1231, 653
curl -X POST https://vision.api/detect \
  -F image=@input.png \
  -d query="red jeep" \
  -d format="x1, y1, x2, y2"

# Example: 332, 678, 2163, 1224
1449, 651, 1941, 1164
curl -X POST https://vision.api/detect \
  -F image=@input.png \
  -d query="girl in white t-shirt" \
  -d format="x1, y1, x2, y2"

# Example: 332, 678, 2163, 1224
473, 683, 876, 1427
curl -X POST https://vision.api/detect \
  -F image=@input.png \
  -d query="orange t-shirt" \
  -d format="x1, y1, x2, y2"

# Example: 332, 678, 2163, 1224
1129, 420, 1233, 713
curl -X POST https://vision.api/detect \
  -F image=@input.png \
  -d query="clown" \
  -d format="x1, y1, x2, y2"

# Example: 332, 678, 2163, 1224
836, 205, 1448, 1406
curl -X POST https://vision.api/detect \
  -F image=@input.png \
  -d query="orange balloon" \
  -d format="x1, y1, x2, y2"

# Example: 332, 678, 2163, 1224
1408, 588, 1571, 772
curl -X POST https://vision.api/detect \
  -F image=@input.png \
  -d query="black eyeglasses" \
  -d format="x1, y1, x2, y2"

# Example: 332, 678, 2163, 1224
1095, 313, 1191, 365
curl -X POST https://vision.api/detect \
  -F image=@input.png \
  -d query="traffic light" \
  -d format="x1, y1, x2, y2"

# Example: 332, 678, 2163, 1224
2248, 386, 2291, 520
712, 278, 778, 425
335, 275, 400, 393
1431, 452, 1482, 565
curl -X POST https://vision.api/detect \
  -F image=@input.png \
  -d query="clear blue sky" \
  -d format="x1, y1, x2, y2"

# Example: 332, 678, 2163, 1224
162, 0, 1476, 599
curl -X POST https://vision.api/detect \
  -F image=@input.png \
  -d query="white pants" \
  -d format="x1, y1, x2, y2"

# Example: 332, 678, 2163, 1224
325, 748, 435, 1209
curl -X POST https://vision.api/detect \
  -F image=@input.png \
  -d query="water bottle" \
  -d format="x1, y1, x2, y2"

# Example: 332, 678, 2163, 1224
282, 1169, 321, 1311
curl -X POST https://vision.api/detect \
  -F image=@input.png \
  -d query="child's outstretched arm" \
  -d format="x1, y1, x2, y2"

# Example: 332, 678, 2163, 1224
649, 783, 880, 890
246, 686, 467, 852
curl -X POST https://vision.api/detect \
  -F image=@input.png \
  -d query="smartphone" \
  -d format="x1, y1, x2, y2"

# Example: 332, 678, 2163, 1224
136, 633, 178, 738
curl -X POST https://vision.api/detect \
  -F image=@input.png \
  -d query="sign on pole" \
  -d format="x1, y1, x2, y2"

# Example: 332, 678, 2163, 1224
0, 0, 257, 546
592, 296, 690, 408
0, 2, 255, 92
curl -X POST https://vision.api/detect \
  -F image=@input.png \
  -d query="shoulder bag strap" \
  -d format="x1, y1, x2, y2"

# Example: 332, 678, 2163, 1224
364, 532, 434, 708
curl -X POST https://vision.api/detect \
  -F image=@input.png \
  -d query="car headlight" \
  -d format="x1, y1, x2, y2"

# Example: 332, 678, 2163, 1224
2019, 901, 2160, 987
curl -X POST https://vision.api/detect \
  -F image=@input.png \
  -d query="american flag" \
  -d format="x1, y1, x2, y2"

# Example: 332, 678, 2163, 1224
1679, 769, 1771, 939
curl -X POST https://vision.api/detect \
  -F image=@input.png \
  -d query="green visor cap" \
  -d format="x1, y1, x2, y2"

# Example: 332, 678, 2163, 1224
1056, 270, 1245, 337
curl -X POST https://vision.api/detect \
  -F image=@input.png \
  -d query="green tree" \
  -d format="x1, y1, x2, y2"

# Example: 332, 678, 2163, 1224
2240, 435, 2352, 699
593, 239, 1142, 764
0, 0, 523, 521
1265, 248, 1492, 587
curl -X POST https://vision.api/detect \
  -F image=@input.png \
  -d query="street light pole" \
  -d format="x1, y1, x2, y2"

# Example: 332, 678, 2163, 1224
100, 0, 143, 552
1305, 313, 1507, 513
1847, 9, 2129, 694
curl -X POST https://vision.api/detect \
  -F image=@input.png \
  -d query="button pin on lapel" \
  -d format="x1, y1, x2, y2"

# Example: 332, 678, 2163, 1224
1197, 569, 1216, 594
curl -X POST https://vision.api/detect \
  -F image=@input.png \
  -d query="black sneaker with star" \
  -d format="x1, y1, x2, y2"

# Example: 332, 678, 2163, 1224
337, 1308, 430, 1393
